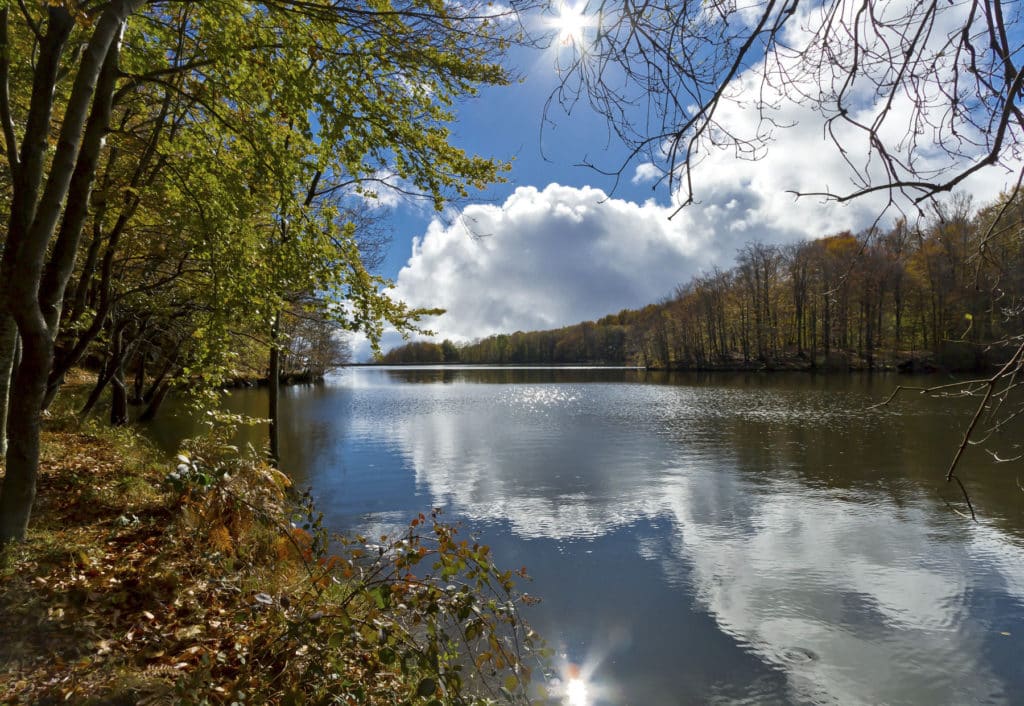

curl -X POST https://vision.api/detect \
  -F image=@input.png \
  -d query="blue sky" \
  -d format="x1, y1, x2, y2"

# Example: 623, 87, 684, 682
353, 4, 1021, 360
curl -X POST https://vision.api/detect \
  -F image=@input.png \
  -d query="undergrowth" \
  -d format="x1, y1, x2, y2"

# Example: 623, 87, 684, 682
0, 417, 551, 704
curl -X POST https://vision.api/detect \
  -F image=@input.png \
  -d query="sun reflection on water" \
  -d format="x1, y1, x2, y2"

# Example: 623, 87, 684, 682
557, 660, 600, 706
565, 677, 589, 706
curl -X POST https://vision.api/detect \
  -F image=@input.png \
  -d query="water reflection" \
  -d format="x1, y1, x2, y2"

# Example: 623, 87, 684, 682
377, 365, 644, 386
367, 371, 1024, 703
151, 368, 1024, 704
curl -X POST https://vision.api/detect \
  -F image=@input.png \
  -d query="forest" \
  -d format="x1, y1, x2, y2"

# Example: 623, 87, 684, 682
382, 192, 1024, 372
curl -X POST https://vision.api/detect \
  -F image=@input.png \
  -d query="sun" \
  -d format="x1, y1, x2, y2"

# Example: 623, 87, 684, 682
551, 2, 591, 45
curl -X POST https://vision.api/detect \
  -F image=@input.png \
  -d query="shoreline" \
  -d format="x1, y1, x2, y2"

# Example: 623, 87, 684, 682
0, 417, 545, 704
345, 354, 982, 375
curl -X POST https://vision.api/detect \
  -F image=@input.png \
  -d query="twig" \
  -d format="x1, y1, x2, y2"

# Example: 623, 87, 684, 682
946, 473, 977, 522
945, 345, 1024, 482
944, 382, 996, 483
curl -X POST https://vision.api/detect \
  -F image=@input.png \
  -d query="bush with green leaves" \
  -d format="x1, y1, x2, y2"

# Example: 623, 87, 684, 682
166, 429, 552, 704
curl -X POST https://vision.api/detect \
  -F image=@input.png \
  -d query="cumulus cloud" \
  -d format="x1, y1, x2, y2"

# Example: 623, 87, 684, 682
390, 184, 736, 344
383, 173, 887, 348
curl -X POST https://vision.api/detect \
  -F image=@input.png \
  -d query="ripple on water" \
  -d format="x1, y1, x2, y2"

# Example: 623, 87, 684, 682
779, 645, 819, 664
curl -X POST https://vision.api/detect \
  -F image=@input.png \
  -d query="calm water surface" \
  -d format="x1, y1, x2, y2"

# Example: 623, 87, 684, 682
151, 367, 1024, 705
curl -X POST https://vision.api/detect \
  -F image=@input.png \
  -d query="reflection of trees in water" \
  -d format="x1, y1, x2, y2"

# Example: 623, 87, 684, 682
381, 366, 644, 385
150, 370, 1024, 703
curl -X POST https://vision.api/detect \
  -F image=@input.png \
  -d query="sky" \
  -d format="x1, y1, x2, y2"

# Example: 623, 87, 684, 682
350, 4, 1021, 361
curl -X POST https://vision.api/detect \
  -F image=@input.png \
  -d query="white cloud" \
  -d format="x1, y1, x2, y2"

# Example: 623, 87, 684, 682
392, 184, 740, 343
667, 0, 1020, 218
366, 145, 1011, 359
630, 162, 661, 185
385, 176, 887, 347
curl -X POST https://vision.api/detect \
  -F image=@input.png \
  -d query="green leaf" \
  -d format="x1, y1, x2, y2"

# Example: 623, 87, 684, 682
370, 586, 388, 610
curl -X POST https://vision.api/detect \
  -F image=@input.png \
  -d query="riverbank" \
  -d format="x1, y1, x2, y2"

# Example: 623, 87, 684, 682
644, 351, 908, 372
0, 417, 545, 704
367, 352, 954, 374
222, 370, 326, 388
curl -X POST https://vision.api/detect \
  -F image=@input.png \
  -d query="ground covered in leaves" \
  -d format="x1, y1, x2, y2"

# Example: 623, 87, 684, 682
0, 420, 548, 705
0, 425, 282, 704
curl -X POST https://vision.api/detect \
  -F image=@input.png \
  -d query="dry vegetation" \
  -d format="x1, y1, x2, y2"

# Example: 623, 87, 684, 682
0, 419, 547, 705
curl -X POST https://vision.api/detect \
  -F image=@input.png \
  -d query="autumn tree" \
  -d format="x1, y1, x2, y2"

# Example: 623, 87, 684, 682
396, 192, 1024, 374
554, 0, 1024, 494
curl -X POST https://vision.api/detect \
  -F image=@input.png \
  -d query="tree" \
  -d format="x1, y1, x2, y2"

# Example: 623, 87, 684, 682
0, 0, 535, 542
557, 0, 1021, 214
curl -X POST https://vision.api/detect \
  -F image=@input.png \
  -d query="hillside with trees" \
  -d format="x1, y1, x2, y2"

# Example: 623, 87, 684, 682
383, 192, 1024, 372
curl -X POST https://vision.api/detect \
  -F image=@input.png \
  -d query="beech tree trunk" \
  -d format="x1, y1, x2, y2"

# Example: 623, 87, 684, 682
0, 2, 141, 543
138, 380, 172, 423
80, 347, 117, 421
131, 352, 146, 405
0, 328, 53, 541
109, 325, 128, 426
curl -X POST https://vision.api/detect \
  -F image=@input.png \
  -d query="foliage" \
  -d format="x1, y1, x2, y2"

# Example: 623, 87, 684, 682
0, 0, 539, 539
194, 507, 551, 705
0, 418, 551, 704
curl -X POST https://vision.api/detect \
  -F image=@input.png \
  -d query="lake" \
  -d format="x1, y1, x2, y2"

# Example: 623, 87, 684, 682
149, 366, 1024, 705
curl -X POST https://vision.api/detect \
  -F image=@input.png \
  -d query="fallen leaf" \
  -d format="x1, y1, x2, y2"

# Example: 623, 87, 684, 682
174, 625, 204, 640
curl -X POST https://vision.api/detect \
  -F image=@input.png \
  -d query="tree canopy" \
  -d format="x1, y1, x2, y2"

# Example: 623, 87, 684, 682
0, 0, 536, 541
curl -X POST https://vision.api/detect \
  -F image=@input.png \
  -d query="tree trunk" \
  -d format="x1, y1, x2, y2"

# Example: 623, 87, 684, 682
268, 312, 281, 465
143, 346, 179, 403
0, 325, 53, 541
0, 316, 17, 457
138, 380, 172, 422
0, 2, 142, 543
80, 359, 115, 421
131, 351, 145, 404
109, 325, 127, 426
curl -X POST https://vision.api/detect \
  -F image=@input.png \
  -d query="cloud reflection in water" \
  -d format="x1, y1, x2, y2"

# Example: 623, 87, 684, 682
340, 371, 1024, 704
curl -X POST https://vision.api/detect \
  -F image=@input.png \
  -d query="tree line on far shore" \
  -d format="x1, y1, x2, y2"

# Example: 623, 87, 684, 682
381, 192, 1024, 371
